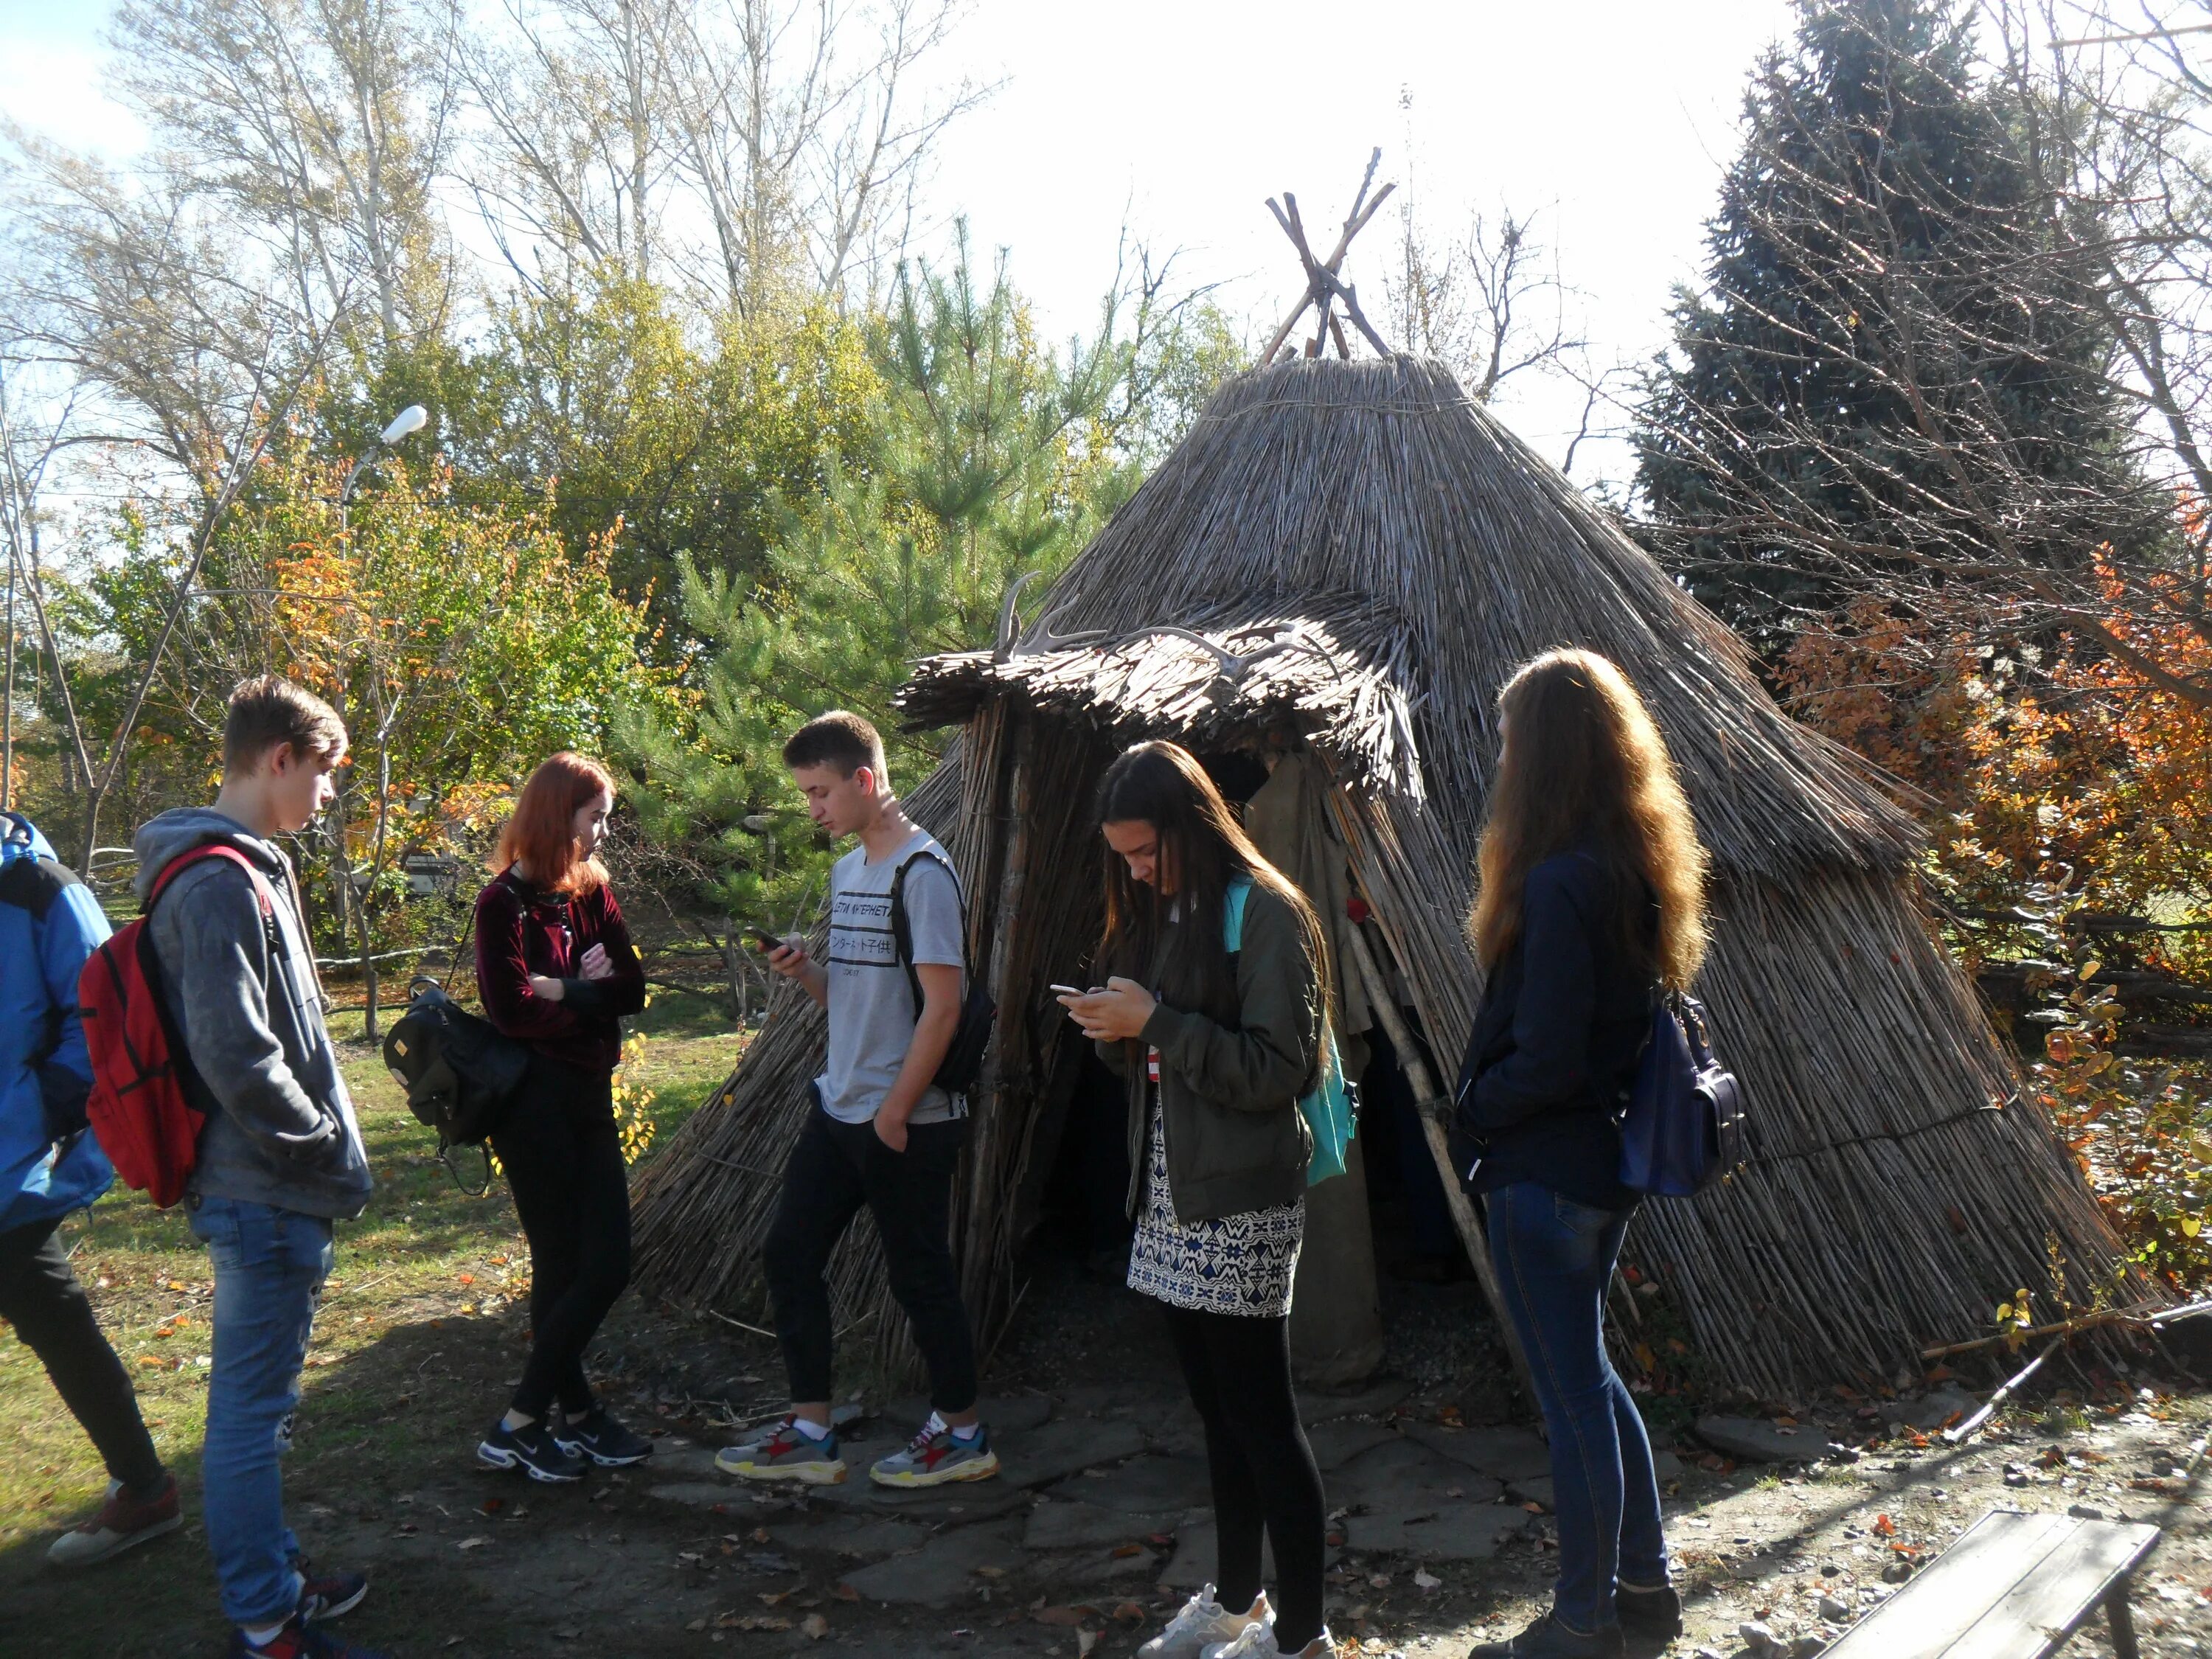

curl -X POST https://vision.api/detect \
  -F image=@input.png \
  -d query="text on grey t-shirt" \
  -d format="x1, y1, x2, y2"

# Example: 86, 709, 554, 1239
815, 828, 967, 1124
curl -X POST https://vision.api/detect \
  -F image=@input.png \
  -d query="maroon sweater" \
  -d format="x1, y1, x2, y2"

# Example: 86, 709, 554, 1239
474, 868, 647, 1074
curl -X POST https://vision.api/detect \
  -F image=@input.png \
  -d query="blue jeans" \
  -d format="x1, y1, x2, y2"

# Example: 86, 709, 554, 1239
188, 1194, 334, 1628
1486, 1180, 1668, 1632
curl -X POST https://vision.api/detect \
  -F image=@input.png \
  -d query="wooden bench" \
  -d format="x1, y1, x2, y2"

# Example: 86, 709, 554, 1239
1825, 1509, 2160, 1659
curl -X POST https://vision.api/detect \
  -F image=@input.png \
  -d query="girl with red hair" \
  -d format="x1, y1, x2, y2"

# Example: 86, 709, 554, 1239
471, 752, 650, 1483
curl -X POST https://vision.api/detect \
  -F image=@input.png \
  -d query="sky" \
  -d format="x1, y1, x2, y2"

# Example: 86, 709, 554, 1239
0, 0, 1806, 486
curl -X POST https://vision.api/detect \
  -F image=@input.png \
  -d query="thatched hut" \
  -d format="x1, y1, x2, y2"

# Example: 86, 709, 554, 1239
631, 355, 2156, 1402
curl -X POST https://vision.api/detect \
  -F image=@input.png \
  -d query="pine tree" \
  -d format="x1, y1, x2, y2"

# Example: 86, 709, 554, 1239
613, 239, 1236, 1009
1632, 0, 2146, 650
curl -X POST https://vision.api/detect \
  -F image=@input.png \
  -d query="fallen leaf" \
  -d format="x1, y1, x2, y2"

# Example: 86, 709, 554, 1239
456, 1536, 490, 1551
833, 1583, 859, 1601
1113, 1602, 1145, 1621
759, 1590, 791, 1606
458, 1273, 476, 1285
1077, 1631, 1100, 1657
1872, 1514, 1897, 1537
479, 1497, 505, 1515
1523, 1501, 1545, 1514
1414, 1568, 1441, 1590
800, 1613, 828, 1640
685, 1619, 708, 1632
973, 1565, 1007, 1579
1110, 1544, 1143, 1559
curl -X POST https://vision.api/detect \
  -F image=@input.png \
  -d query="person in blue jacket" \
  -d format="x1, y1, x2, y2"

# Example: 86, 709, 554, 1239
0, 810, 178, 1567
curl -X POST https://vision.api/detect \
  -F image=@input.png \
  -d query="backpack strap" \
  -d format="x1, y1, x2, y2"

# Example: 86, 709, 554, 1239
0, 835, 86, 922
147, 844, 285, 961
887, 845, 970, 1019
1221, 874, 1253, 954
0, 821, 91, 1072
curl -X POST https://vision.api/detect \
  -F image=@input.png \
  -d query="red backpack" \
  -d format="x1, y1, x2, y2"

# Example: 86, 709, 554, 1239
79, 844, 280, 1208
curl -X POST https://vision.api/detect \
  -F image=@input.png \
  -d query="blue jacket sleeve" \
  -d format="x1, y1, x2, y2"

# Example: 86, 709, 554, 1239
33, 879, 110, 1137
1468, 861, 1597, 1130
41, 882, 109, 1083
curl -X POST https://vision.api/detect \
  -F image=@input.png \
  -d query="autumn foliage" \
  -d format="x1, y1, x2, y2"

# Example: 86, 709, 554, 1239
1779, 557, 2212, 1289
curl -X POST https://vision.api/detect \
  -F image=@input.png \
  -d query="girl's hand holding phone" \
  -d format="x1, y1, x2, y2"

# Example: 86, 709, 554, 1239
579, 942, 614, 981
1060, 976, 1155, 1042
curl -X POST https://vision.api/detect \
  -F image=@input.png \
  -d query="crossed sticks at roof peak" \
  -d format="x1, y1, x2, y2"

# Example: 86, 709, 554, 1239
1262, 147, 1397, 365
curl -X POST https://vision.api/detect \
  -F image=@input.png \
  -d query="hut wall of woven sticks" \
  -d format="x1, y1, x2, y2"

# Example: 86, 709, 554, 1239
630, 353, 2160, 1402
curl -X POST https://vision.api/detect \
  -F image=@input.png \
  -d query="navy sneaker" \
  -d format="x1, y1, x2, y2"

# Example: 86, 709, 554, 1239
477, 1415, 587, 1483
552, 1402, 654, 1467
229, 1617, 392, 1658
1468, 1613, 1626, 1659
296, 1563, 369, 1623
1618, 1584, 1682, 1657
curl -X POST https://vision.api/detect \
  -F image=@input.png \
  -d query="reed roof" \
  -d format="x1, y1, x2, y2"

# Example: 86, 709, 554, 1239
902, 354, 1919, 881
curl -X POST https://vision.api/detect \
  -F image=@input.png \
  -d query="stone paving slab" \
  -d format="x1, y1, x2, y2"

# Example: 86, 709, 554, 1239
1024, 1498, 1181, 1551
1334, 1437, 1503, 1509
1161, 1520, 1340, 1590
1306, 1418, 1400, 1471
1003, 1418, 1152, 1489
1341, 1501, 1529, 1561
1694, 1415, 1823, 1463
1052, 1545, 1166, 1587
1298, 1379, 1411, 1426
770, 1518, 932, 1559
1396, 1421, 1551, 1481
839, 1519, 1025, 1605
1054, 1452, 1211, 1514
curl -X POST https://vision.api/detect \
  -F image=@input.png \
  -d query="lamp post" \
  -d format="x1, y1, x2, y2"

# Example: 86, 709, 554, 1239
335, 403, 428, 1040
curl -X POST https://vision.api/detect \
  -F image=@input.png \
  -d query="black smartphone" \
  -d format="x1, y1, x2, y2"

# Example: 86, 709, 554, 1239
746, 925, 787, 953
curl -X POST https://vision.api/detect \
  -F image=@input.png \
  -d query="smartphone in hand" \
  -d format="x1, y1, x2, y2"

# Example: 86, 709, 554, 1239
747, 925, 788, 953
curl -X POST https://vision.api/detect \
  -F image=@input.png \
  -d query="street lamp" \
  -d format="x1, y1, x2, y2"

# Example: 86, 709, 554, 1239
340, 403, 429, 504
333, 402, 427, 1042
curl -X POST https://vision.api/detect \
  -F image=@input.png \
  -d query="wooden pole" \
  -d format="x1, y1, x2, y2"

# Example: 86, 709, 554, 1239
1338, 921, 1537, 1407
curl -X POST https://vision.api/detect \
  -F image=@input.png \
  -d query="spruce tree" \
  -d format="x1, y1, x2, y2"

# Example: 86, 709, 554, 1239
1632, 0, 2144, 651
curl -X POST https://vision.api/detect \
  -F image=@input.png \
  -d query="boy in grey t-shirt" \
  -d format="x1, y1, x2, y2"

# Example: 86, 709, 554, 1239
717, 711, 998, 1491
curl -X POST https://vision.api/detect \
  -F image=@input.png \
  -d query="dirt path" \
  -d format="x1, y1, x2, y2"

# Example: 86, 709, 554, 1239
15, 1248, 2212, 1659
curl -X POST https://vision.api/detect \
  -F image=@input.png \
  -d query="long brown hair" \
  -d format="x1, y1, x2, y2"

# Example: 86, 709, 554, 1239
1094, 740, 1332, 1023
1470, 650, 1708, 990
495, 752, 616, 897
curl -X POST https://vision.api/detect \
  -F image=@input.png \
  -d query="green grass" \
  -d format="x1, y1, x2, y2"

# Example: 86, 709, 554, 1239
0, 992, 742, 1652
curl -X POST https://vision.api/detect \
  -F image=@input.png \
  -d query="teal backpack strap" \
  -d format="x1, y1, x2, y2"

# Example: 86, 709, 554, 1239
1222, 872, 1354, 1186
1222, 874, 1253, 953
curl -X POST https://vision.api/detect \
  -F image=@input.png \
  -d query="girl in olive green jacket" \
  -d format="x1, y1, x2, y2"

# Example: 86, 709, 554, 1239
1060, 740, 1333, 1659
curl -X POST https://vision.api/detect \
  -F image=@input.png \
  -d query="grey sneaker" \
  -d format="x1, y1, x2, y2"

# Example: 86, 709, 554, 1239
869, 1415, 1001, 1488
714, 1416, 847, 1484
46, 1474, 182, 1568
1139, 1585, 1272, 1659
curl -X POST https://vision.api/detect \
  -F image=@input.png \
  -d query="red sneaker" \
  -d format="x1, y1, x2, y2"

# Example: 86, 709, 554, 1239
46, 1472, 182, 1568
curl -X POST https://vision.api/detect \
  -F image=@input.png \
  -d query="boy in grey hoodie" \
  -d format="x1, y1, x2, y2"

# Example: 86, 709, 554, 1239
131, 676, 388, 1659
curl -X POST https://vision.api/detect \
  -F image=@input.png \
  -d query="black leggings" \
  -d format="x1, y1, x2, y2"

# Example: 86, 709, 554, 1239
1164, 1304, 1327, 1650
491, 1054, 631, 1419
0, 1216, 165, 1493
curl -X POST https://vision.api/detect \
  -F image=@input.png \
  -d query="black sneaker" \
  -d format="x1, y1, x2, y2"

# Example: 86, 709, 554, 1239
476, 1416, 587, 1482
1469, 1613, 1626, 1659
552, 1403, 654, 1467
295, 1562, 369, 1623
1618, 1584, 1682, 1657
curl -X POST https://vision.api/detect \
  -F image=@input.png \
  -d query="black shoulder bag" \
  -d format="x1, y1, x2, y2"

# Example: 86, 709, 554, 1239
888, 847, 997, 1098
382, 905, 532, 1193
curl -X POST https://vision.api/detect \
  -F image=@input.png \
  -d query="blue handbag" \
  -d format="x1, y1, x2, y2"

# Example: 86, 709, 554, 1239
1223, 875, 1354, 1185
1617, 990, 1745, 1197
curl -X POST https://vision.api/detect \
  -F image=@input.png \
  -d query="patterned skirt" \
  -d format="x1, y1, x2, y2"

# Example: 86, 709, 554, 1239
1125, 1096, 1304, 1317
